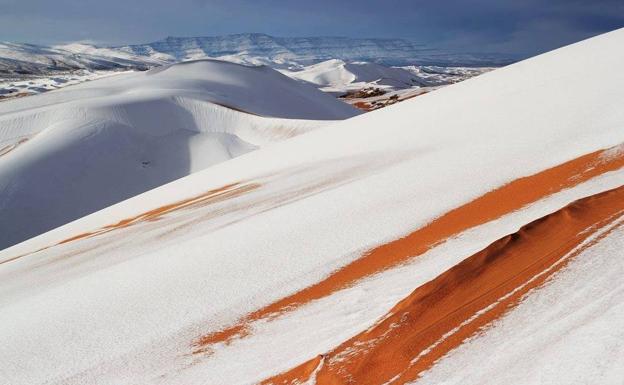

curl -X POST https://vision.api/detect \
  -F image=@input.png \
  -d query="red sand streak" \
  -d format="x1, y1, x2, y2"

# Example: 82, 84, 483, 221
57, 183, 258, 243
1, 182, 258, 266
0, 138, 29, 157
264, 185, 624, 385
193, 145, 624, 352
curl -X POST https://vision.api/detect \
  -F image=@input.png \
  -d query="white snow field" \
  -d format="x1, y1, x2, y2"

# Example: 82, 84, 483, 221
0, 59, 359, 249
0, 28, 623, 385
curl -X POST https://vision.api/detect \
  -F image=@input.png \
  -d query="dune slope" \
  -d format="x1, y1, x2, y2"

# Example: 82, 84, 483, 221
0, 59, 359, 249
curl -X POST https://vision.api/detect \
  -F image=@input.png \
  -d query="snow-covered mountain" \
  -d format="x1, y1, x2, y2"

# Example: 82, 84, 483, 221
1, 28, 623, 385
0, 34, 515, 78
0, 59, 358, 249
119, 33, 515, 66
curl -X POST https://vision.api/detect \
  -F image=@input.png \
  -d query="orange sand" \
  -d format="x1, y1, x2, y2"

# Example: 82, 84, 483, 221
57, 183, 258, 244
193, 145, 624, 352
264, 185, 624, 385
1, 182, 258, 266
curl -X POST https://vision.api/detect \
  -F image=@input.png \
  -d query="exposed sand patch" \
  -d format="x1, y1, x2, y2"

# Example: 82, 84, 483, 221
192, 145, 624, 353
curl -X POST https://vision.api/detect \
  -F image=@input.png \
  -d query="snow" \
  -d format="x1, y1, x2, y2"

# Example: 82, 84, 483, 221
0, 59, 359, 249
0, 41, 161, 75
117, 34, 513, 67
0, 70, 129, 99
412, 218, 624, 385
0, 28, 623, 385
281, 59, 422, 92
1, 36, 495, 105
279, 59, 493, 96
0, 34, 512, 79
401, 65, 494, 85
124, 170, 624, 385
278, 59, 493, 111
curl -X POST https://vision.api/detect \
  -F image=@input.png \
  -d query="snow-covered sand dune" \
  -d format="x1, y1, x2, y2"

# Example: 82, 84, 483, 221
280, 59, 493, 93
280, 59, 492, 112
0, 59, 359, 249
1, 29, 623, 385
281, 59, 423, 91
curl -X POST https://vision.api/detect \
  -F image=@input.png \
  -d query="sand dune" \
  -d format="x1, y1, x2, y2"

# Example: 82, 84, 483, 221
0, 59, 358, 249
264, 186, 624, 384
192, 145, 624, 352
0, 29, 623, 385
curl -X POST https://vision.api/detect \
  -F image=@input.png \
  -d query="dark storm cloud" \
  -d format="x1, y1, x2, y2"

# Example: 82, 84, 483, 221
1, 0, 622, 57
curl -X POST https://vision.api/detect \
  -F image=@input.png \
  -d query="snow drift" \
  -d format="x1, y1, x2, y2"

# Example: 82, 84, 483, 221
0, 59, 359, 249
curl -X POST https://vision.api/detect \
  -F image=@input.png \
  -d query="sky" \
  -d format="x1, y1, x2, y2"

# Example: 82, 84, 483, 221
1, 0, 623, 57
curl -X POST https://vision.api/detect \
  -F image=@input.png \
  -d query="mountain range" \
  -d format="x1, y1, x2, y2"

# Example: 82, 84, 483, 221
0, 33, 517, 76
117, 33, 516, 66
